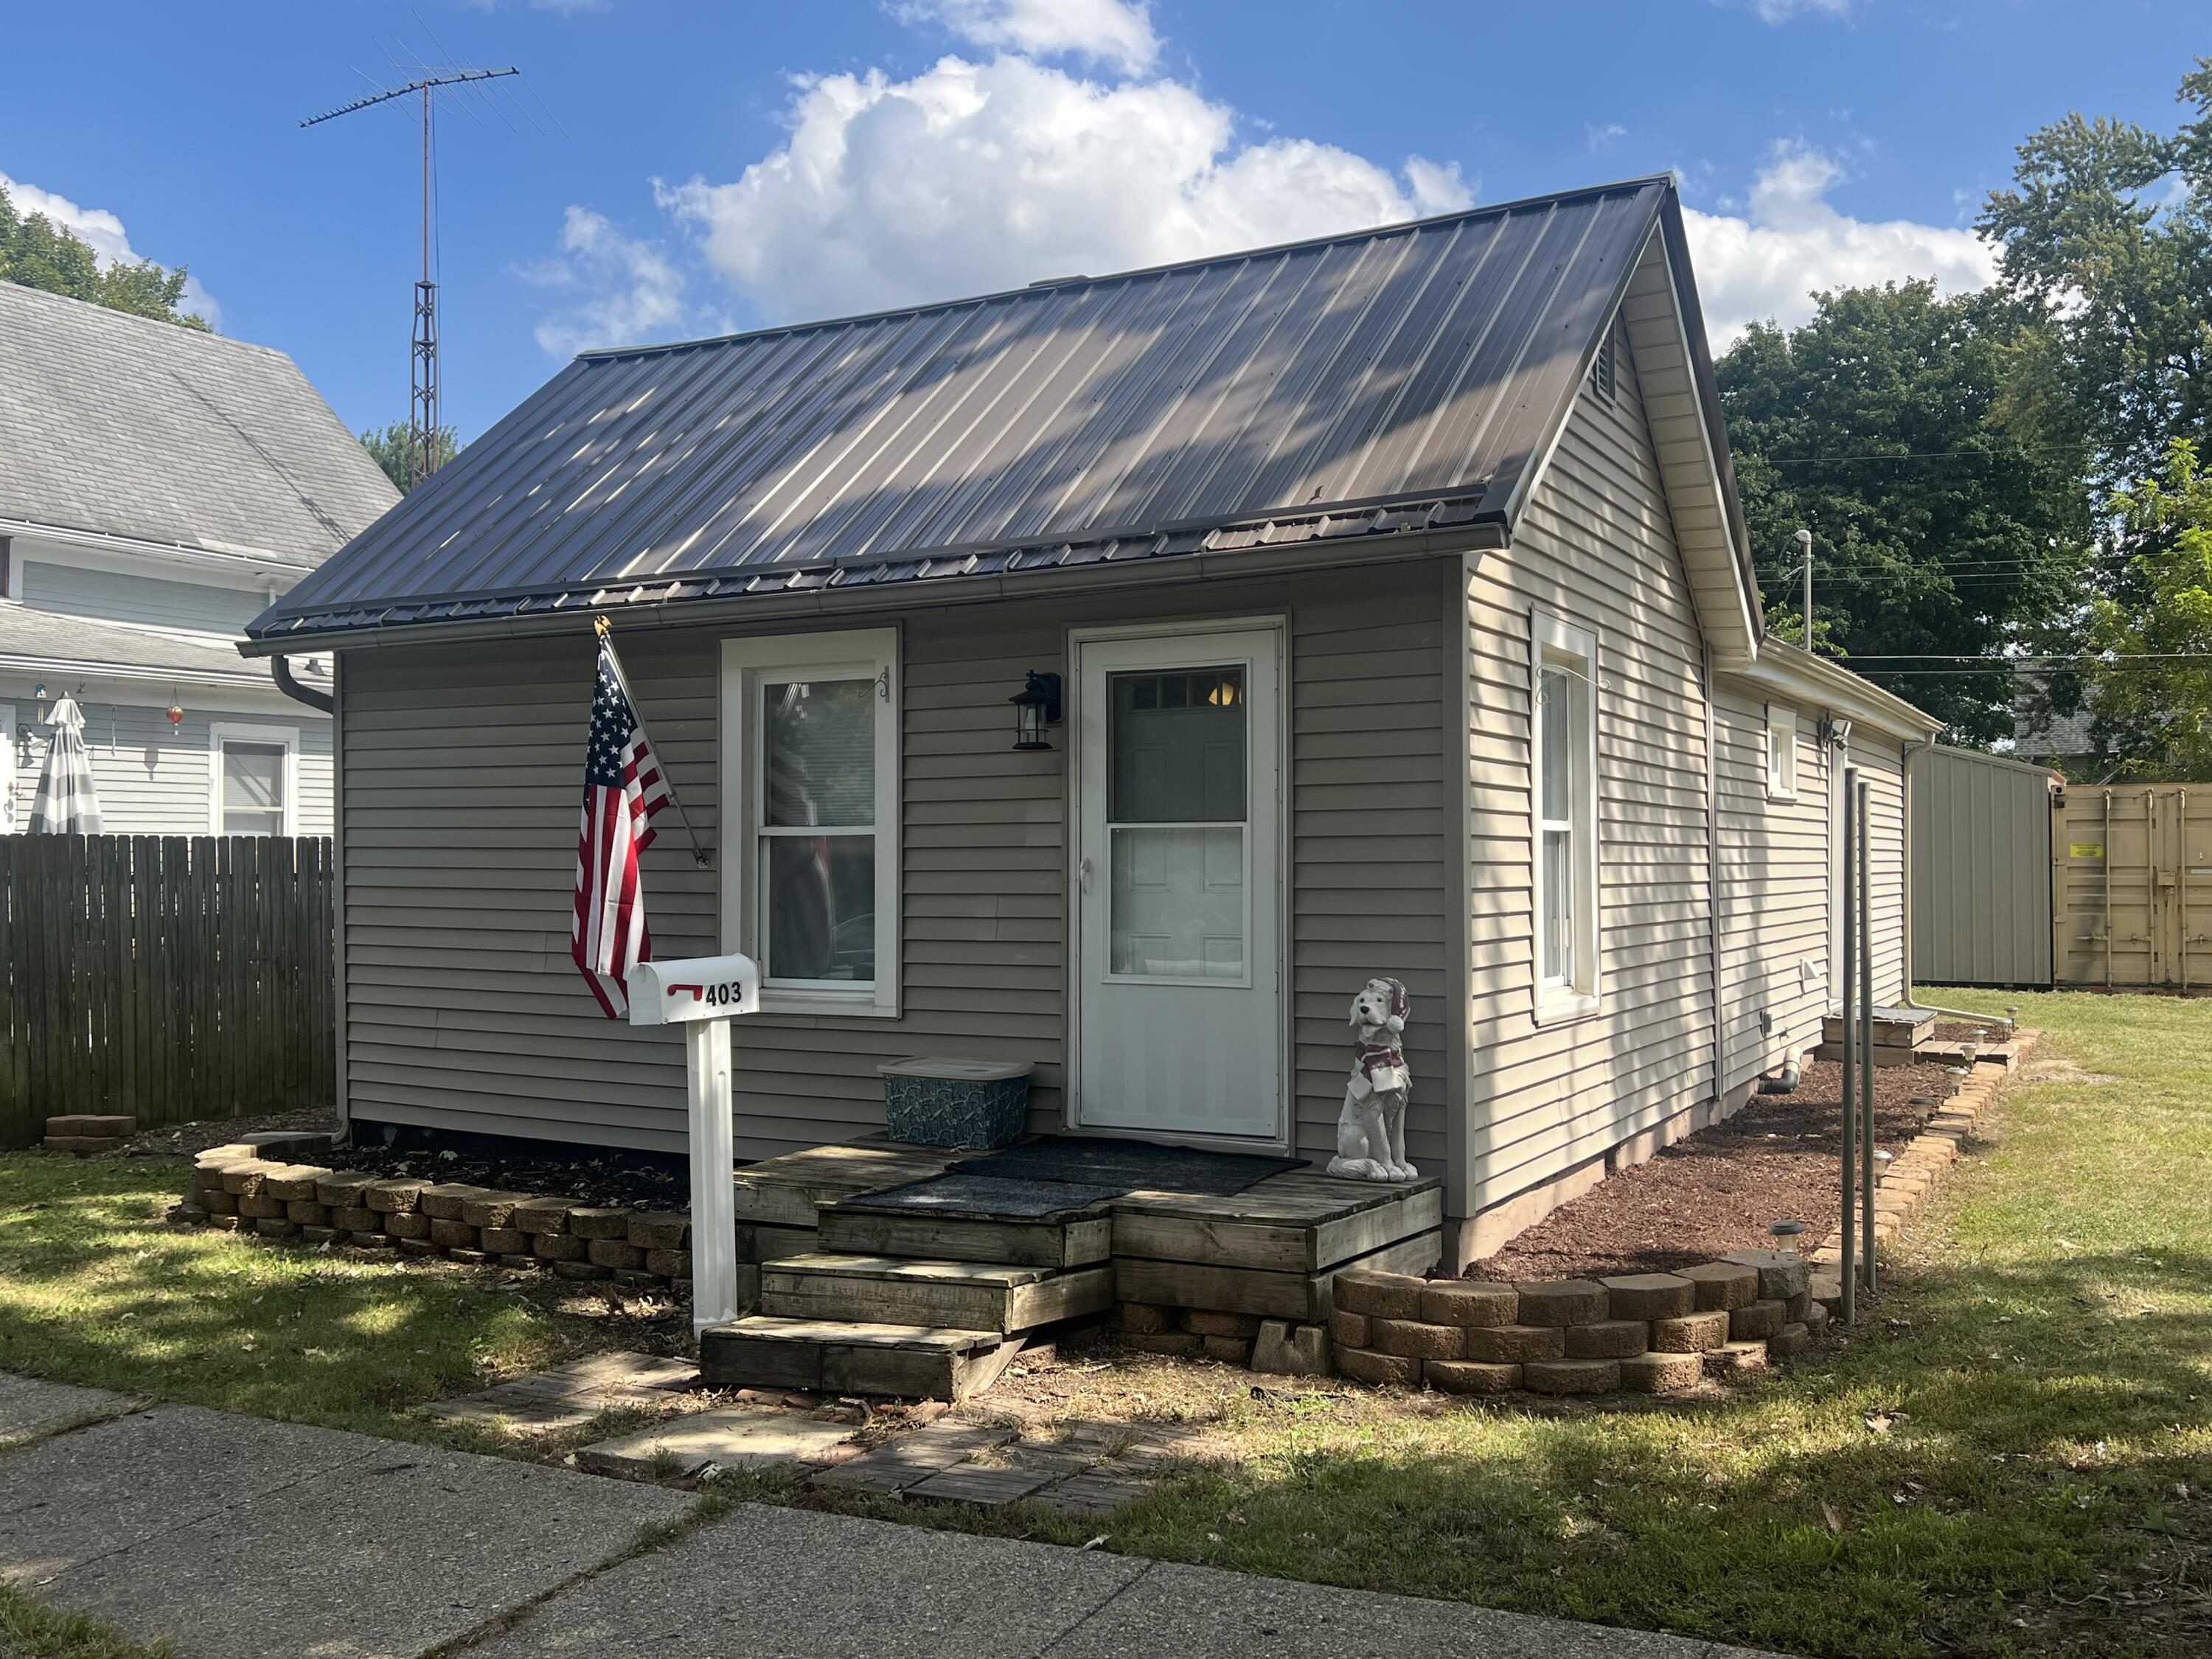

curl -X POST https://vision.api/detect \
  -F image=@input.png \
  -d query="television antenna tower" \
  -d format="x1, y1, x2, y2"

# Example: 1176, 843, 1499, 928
303, 66, 519, 490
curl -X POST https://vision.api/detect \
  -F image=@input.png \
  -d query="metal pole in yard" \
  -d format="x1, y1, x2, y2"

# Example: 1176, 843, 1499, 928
1796, 527, 1814, 648
1859, 779, 1877, 1294
1840, 765, 1857, 1326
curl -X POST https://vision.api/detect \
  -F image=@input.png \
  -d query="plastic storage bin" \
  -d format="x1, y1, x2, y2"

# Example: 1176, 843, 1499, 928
878, 1056, 1034, 1149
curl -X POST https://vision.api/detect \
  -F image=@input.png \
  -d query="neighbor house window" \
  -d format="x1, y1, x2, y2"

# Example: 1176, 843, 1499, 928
1766, 706, 1799, 801
721, 629, 900, 1017
208, 724, 297, 835
1531, 611, 1599, 1021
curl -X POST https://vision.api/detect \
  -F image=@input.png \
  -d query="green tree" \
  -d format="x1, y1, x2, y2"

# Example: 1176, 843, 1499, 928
2083, 440, 2212, 778
1978, 58, 2211, 492
358, 420, 461, 494
1717, 280, 2090, 743
0, 183, 208, 329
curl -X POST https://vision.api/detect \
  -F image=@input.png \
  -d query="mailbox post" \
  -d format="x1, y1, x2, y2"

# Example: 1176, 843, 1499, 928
627, 953, 759, 1338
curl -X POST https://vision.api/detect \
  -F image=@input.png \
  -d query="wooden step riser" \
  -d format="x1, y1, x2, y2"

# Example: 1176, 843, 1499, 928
1809, 1044, 1927, 1067
1113, 1184, 1441, 1275
1115, 1226, 1442, 1323
759, 1263, 1113, 1334
698, 1331, 1024, 1400
817, 1210, 1111, 1269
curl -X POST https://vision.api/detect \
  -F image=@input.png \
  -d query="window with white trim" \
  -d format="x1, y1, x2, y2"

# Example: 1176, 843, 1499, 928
1766, 705, 1798, 801
208, 723, 298, 836
1531, 611, 1599, 1020
721, 629, 901, 1017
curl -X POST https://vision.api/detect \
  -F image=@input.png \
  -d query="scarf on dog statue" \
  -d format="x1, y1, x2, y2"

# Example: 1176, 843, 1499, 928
1355, 977, 1410, 1088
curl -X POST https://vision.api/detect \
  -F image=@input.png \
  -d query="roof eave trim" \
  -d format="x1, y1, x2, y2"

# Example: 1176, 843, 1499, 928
0, 516, 316, 577
0, 651, 274, 690
1726, 641, 1944, 740
238, 517, 1508, 657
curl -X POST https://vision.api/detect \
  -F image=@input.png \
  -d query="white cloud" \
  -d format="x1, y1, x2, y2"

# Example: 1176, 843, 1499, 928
521, 206, 693, 356
1680, 142, 1994, 346
1586, 122, 1628, 153
894, 0, 1161, 75
0, 170, 220, 327
654, 54, 1470, 326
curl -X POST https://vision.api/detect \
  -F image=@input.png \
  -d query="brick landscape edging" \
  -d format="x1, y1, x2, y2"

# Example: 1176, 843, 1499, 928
167, 1135, 693, 1293
1321, 1032, 2043, 1399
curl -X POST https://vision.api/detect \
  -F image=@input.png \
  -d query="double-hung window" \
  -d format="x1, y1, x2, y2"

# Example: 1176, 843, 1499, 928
1530, 611, 1599, 1022
721, 629, 900, 1016
208, 723, 297, 836
1766, 705, 1798, 800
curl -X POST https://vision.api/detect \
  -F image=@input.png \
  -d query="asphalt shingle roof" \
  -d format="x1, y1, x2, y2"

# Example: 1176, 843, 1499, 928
0, 283, 399, 566
253, 177, 1674, 645
0, 601, 280, 685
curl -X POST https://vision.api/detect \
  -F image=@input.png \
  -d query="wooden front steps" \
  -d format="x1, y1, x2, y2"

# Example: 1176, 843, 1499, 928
818, 1203, 1113, 1268
758, 1252, 1116, 1333
699, 1316, 1026, 1399
712, 1135, 1446, 1399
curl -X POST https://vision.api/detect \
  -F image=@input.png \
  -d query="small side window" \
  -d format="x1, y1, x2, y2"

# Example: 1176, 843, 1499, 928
1767, 706, 1798, 801
1531, 610, 1600, 1023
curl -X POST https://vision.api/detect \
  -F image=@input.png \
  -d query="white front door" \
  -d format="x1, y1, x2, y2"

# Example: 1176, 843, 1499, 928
1073, 623, 1284, 1142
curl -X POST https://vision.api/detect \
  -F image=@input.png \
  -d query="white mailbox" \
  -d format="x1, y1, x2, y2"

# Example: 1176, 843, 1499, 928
626, 955, 760, 1027
626, 952, 759, 1338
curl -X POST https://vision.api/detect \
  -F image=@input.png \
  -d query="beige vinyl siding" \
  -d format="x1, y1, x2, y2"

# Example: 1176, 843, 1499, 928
1461, 325, 1716, 1215
335, 565, 1450, 1165
4, 698, 332, 835
1848, 731, 1907, 1004
1712, 684, 1829, 1085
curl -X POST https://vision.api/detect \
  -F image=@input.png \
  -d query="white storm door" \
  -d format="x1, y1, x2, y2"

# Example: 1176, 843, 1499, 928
1074, 625, 1283, 1141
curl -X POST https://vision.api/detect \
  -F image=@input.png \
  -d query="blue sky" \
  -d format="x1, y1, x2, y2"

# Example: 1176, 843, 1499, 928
3, 1, 2202, 442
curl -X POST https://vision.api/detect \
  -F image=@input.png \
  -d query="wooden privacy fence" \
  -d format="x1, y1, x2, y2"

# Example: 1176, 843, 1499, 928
0, 835, 335, 1149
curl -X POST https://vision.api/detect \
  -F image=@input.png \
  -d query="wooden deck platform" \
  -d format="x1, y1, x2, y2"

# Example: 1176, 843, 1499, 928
731, 1137, 1444, 1325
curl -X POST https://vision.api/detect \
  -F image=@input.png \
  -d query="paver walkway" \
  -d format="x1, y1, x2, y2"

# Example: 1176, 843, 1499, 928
0, 1373, 1781, 1659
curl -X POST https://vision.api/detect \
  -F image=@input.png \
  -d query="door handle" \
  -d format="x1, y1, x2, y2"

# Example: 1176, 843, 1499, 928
1078, 856, 1093, 892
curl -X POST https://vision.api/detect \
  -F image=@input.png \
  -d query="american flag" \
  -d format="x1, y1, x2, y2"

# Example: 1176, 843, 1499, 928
573, 640, 672, 1018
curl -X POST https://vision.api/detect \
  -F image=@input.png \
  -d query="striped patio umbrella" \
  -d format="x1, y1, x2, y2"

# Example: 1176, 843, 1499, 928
30, 695, 102, 834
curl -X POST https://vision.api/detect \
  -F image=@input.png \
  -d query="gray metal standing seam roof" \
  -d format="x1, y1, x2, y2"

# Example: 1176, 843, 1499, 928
0, 282, 399, 564
249, 176, 1688, 645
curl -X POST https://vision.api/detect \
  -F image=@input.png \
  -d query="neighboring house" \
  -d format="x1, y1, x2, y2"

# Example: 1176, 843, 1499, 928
0, 282, 398, 835
246, 176, 1941, 1262
2011, 669, 2107, 781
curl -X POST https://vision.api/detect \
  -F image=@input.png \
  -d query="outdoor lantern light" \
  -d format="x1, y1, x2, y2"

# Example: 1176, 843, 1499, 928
1770, 1219, 1806, 1255
1009, 670, 1062, 751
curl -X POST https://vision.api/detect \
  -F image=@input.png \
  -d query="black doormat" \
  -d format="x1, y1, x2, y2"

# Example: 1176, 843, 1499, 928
846, 1138, 1307, 1220
953, 1135, 1306, 1197
842, 1172, 1124, 1220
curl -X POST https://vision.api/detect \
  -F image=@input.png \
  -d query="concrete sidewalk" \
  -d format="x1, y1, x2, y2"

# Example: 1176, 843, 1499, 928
0, 1375, 1782, 1659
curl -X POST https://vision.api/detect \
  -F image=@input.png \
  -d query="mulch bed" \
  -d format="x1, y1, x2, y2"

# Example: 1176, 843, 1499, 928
1464, 1053, 1966, 1282
123, 1107, 340, 1160
316, 1141, 689, 1213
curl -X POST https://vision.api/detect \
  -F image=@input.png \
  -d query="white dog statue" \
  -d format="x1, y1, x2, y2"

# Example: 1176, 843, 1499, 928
1329, 976, 1416, 1182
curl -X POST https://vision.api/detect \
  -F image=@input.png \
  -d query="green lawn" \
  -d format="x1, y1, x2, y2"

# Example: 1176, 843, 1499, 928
0, 1155, 622, 1443
0, 1587, 169, 1659
784, 991, 2212, 1658
1, 992, 2206, 1657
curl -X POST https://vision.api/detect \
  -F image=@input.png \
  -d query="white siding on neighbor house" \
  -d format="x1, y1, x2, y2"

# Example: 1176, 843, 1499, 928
335, 564, 1452, 1165
1847, 731, 1908, 1005
1712, 682, 1830, 1087
4, 699, 333, 836
20, 560, 268, 635
1461, 326, 1717, 1217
